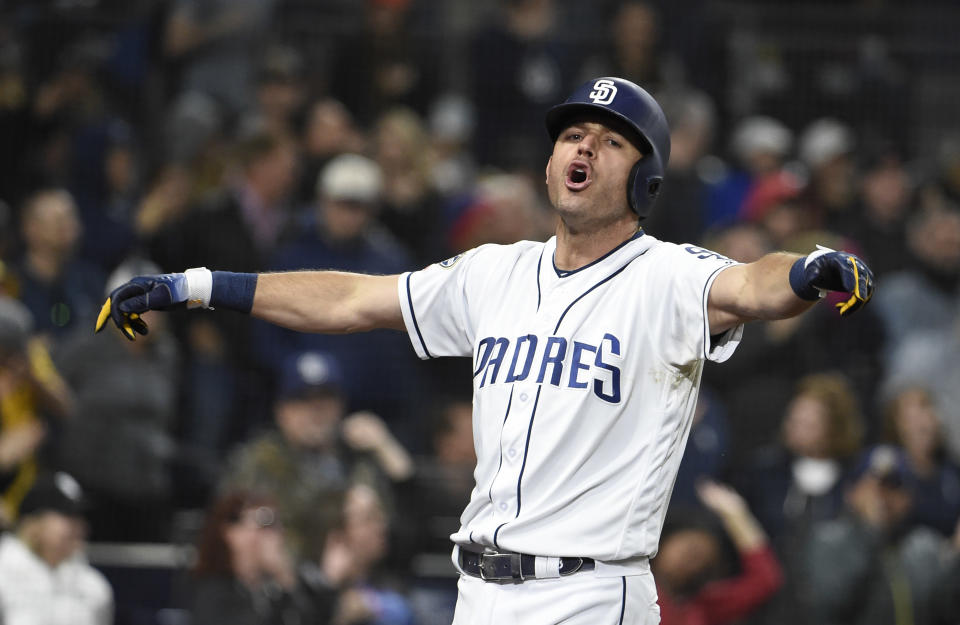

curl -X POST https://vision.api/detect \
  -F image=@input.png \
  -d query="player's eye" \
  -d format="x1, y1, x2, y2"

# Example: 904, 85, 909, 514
566, 132, 582, 141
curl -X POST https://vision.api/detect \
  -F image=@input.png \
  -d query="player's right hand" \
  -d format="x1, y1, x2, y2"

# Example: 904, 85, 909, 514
95, 273, 190, 340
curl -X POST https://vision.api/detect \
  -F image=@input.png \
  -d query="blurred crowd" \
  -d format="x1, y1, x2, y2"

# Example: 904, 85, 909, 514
0, 0, 959, 624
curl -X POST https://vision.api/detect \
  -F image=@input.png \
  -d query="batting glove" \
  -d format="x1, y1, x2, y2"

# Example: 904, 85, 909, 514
789, 245, 875, 317
95, 268, 212, 340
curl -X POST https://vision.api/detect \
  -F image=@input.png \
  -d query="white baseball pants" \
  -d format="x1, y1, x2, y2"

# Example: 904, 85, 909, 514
451, 569, 660, 625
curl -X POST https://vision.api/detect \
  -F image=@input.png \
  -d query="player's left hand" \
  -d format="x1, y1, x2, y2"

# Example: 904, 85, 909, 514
793, 246, 875, 317
95, 273, 190, 340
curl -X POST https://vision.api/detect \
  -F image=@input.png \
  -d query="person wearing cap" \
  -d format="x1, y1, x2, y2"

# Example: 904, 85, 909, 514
806, 445, 951, 625
797, 118, 858, 230
256, 153, 422, 447
0, 472, 113, 625
220, 350, 413, 564
706, 115, 793, 230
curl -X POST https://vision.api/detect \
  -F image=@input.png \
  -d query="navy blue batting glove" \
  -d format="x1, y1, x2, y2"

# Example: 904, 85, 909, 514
789, 246, 875, 317
95, 269, 211, 340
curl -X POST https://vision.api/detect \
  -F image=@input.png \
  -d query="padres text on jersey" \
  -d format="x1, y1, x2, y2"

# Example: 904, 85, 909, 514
397, 231, 742, 572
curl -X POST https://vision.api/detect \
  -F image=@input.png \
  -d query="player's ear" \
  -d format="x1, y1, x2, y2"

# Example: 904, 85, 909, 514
545, 156, 552, 186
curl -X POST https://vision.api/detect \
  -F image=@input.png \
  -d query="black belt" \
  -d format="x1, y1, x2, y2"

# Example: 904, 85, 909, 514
458, 549, 595, 582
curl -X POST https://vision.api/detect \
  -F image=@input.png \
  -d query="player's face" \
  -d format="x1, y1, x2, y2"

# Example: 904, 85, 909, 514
545, 119, 642, 228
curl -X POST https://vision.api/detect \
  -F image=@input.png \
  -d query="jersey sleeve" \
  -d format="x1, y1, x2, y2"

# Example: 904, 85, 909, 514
651, 244, 744, 365
397, 249, 483, 359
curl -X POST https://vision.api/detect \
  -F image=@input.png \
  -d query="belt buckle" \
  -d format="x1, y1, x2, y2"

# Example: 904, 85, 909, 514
559, 557, 585, 576
479, 553, 522, 581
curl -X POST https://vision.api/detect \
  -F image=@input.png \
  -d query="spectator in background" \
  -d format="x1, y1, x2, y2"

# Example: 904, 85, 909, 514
918, 132, 960, 213
427, 94, 477, 199
883, 320, 960, 468
372, 108, 447, 266
0, 296, 72, 525
929, 519, 960, 625
807, 446, 949, 625
406, 396, 476, 558
470, 0, 575, 171
400, 396, 476, 625
330, 0, 440, 128
163, 0, 278, 162
30, 39, 115, 193
798, 117, 858, 231
656, 481, 783, 625
642, 88, 716, 245
579, 1, 679, 96
249, 45, 306, 140
605, 1, 669, 89
671, 389, 730, 508
881, 386, 960, 537
447, 172, 553, 252
149, 129, 300, 453
740, 373, 862, 540
132, 165, 195, 245
296, 98, 367, 205
74, 121, 144, 273
149, 129, 299, 271
737, 373, 863, 625
876, 206, 960, 462
0, 35, 35, 209
740, 169, 808, 249
706, 115, 793, 229
0, 472, 113, 625
258, 154, 423, 442
191, 490, 322, 625
873, 206, 960, 359
10, 189, 104, 338
221, 350, 413, 563
318, 484, 415, 625
846, 147, 914, 278
53, 259, 180, 542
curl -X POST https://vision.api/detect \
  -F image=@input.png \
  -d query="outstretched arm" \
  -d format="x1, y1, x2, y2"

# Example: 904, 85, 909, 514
708, 247, 874, 335
96, 269, 405, 340
252, 272, 404, 333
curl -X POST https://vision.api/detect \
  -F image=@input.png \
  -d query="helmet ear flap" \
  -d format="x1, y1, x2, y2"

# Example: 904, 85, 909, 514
627, 160, 664, 220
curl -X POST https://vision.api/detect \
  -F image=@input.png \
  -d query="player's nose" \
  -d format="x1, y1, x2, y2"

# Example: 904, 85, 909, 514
577, 135, 597, 158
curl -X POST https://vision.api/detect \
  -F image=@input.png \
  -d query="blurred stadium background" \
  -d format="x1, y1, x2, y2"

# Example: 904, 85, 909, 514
0, 1, 959, 624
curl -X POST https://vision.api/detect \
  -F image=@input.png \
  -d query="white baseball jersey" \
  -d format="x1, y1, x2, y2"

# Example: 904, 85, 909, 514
398, 231, 742, 568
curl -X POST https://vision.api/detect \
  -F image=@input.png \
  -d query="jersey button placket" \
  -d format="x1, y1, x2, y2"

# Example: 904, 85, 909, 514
490, 385, 527, 521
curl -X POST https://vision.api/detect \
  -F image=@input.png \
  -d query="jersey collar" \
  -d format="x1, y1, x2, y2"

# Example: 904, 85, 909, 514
551, 229, 647, 278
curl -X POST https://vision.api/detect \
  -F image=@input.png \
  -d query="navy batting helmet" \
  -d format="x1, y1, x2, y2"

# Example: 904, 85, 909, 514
545, 77, 670, 219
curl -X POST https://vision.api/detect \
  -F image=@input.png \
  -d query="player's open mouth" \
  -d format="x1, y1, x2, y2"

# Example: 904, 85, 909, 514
565, 161, 592, 191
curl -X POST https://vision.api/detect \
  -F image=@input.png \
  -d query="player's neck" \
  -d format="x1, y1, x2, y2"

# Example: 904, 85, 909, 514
554, 217, 641, 272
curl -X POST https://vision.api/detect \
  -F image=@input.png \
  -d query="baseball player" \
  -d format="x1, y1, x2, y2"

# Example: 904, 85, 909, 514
96, 77, 874, 624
